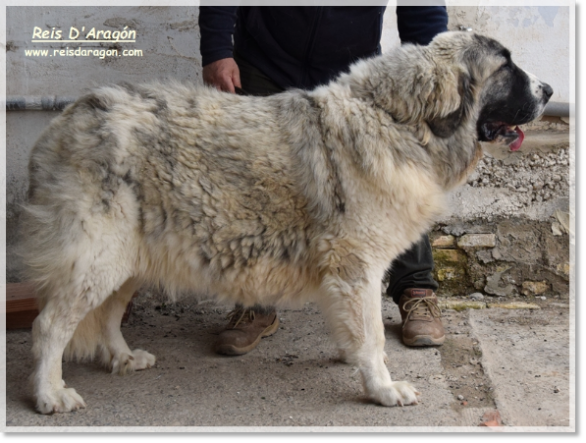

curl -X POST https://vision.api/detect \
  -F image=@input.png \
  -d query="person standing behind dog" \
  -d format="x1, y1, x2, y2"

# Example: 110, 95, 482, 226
198, 5, 448, 355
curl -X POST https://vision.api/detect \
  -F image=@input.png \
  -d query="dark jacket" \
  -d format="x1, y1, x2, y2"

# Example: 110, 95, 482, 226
199, 6, 448, 90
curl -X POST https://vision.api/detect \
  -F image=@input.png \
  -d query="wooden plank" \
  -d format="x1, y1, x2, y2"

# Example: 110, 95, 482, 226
6, 283, 39, 330
6, 283, 136, 329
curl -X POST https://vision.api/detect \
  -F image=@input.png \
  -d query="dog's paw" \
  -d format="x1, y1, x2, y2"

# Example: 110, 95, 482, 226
112, 349, 156, 375
132, 349, 156, 370
36, 387, 86, 414
369, 381, 420, 407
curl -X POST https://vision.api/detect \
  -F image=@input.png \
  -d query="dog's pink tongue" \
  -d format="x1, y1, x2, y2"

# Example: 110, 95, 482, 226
509, 127, 525, 151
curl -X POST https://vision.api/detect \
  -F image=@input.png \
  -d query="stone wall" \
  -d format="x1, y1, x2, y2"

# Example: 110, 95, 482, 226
431, 218, 569, 301
431, 118, 571, 302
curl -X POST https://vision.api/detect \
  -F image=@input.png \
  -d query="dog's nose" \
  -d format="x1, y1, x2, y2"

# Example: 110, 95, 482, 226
542, 82, 553, 99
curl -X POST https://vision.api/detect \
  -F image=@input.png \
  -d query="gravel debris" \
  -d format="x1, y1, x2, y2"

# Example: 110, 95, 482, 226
467, 148, 569, 206
469, 292, 485, 301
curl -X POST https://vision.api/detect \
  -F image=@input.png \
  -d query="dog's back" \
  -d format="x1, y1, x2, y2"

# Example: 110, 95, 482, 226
23, 83, 333, 308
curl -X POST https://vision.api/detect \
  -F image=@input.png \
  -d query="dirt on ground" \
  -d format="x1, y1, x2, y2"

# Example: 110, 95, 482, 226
5, 289, 570, 428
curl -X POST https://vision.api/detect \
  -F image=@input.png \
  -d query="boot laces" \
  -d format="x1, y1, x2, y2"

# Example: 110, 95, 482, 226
226, 308, 255, 328
404, 297, 442, 319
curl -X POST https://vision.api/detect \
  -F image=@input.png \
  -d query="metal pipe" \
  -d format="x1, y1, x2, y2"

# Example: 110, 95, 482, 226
543, 101, 570, 118
6, 96, 76, 111
5, 96, 571, 118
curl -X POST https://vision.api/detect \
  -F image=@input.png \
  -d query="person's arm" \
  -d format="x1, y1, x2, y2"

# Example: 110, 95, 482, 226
198, 6, 241, 93
396, 5, 449, 45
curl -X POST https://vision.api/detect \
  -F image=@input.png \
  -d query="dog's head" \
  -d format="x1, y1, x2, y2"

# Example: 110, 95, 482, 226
424, 31, 553, 151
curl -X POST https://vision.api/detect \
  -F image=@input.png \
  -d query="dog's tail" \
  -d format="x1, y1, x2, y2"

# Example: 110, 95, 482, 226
19, 89, 143, 302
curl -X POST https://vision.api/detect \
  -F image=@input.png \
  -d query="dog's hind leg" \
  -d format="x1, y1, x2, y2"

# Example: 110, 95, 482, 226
319, 265, 420, 407
100, 281, 156, 375
32, 289, 96, 414
30, 235, 142, 413
32, 275, 146, 413
65, 278, 156, 376
65, 279, 156, 375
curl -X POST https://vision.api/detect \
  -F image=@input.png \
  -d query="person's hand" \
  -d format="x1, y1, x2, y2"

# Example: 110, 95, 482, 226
202, 58, 242, 94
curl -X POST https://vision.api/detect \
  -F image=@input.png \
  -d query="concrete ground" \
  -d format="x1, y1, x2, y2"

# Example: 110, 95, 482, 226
4, 295, 572, 431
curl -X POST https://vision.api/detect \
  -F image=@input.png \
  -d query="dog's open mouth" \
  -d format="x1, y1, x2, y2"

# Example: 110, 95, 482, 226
479, 122, 525, 151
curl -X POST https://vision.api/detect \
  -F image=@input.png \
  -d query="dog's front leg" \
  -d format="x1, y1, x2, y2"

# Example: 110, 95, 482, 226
319, 267, 420, 407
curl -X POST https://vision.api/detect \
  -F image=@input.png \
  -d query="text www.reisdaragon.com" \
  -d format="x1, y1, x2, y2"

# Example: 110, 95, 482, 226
24, 47, 144, 59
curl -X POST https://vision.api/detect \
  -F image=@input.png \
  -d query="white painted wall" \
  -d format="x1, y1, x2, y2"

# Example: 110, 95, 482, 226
6, 6, 570, 101
6, 6, 203, 97
381, 5, 570, 103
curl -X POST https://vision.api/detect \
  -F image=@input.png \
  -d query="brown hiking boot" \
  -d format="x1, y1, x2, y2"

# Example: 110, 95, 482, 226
214, 307, 279, 356
398, 289, 445, 347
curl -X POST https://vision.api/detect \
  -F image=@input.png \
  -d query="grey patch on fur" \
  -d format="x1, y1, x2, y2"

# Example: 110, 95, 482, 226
80, 93, 110, 112
303, 93, 346, 214
427, 72, 476, 138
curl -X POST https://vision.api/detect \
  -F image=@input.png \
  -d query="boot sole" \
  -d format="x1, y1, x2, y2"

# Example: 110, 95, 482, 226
403, 334, 445, 347
214, 316, 280, 356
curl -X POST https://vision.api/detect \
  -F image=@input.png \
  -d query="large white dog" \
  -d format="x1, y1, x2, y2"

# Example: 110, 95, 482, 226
21, 32, 552, 414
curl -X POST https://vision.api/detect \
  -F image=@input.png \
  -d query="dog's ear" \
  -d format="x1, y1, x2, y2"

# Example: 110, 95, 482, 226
426, 71, 475, 138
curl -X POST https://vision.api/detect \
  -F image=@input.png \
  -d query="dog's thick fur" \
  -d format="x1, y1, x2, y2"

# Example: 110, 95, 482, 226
21, 32, 551, 413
